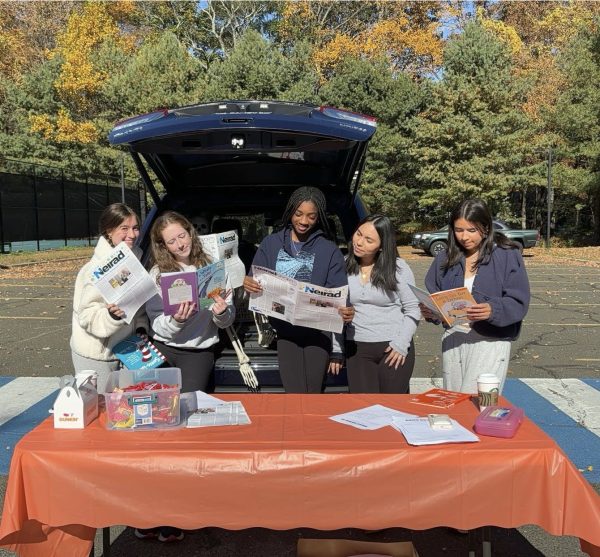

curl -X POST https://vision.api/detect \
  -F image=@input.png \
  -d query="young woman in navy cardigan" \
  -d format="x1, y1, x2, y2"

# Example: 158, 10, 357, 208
243, 186, 353, 393
422, 199, 530, 394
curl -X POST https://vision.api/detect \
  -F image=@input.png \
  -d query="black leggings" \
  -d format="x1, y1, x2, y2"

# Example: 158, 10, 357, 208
152, 339, 215, 393
277, 330, 331, 393
345, 340, 415, 394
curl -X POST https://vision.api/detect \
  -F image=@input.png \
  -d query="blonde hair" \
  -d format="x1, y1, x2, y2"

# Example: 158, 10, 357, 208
149, 211, 210, 275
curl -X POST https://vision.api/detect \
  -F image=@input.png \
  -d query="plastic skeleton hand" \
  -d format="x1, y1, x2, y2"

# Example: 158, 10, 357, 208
225, 326, 259, 391
253, 312, 275, 348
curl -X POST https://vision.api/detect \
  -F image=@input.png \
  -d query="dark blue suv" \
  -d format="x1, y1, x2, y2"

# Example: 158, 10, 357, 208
109, 100, 377, 392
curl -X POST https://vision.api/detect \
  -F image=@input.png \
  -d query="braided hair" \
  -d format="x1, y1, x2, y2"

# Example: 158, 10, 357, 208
279, 186, 333, 240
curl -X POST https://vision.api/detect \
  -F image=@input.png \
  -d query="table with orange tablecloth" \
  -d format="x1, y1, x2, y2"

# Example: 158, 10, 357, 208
1, 394, 600, 557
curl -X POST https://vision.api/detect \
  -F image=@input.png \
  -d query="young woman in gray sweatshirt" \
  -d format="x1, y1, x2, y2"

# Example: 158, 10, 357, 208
331, 214, 421, 393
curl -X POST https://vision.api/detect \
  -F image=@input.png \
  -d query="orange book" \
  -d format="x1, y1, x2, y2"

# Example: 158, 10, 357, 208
409, 388, 472, 409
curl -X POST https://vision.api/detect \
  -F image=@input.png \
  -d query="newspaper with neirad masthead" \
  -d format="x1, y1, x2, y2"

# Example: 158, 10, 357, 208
90, 243, 158, 324
198, 230, 245, 289
249, 265, 348, 334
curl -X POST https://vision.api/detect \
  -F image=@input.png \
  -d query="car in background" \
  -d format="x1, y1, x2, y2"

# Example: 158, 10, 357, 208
109, 100, 377, 392
411, 221, 540, 256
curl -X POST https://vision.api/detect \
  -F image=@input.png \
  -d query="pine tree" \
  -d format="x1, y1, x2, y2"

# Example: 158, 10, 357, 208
410, 21, 535, 222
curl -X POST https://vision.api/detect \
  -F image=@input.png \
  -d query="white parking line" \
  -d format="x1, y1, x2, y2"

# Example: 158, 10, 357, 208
521, 378, 600, 434
0, 377, 59, 426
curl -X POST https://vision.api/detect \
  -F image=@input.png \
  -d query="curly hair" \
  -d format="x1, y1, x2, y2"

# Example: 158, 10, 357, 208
149, 211, 211, 277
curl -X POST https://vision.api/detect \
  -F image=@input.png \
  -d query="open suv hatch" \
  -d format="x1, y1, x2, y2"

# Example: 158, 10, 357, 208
109, 100, 377, 392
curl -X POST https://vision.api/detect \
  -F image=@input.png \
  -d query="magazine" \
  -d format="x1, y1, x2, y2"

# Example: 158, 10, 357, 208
198, 230, 246, 289
409, 388, 472, 409
112, 334, 166, 370
186, 401, 251, 428
249, 265, 349, 334
90, 242, 158, 324
159, 271, 198, 316
409, 284, 476, 329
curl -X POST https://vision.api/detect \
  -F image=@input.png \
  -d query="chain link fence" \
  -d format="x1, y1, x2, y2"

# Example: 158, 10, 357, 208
0, 158, 146, 253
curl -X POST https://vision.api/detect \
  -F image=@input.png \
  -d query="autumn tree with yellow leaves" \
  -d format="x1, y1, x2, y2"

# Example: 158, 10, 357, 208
277, 0, 444, 80
28, 1, 137, 145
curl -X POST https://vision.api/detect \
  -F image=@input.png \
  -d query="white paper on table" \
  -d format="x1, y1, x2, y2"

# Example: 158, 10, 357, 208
179, 391, 226, 416
391, 416, 479, 445
330, 404, 417, 430
195, 391, 227, 408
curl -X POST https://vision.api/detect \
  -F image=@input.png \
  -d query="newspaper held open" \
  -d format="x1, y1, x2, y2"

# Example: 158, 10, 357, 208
249, 265, 348, 334
90, 242, 158, 324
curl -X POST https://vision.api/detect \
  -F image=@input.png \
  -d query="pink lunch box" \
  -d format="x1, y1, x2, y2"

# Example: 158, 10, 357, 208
474, 406, 524, 438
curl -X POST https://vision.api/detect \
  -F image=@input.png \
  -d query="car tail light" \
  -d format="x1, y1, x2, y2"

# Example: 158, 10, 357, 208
319, 106, 377, 127
112, 109, 169, 132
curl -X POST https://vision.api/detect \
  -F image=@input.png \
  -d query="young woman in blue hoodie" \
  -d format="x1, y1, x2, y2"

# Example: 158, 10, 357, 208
243, 186, 352, 393
422, 199, 530, 394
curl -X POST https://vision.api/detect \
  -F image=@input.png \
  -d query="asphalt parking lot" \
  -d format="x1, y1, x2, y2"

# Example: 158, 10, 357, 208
0, 249, 598, 556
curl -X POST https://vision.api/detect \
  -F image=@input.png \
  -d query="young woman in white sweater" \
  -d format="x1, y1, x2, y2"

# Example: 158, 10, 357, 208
145, 211, 235, 393
70, 203, 146, 392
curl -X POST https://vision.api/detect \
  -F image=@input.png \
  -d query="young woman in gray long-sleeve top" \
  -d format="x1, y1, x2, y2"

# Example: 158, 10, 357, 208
331, 215, 421, 393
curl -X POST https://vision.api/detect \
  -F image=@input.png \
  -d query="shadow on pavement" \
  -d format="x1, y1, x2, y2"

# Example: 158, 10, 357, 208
98, 525, 546, 557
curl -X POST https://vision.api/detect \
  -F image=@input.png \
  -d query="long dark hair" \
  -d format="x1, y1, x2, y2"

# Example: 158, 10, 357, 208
99, 203, 139, 247
347, 214, 399, 292
443, 199, 519, 271
149, 211, 211, 275
279, 186, 333, 240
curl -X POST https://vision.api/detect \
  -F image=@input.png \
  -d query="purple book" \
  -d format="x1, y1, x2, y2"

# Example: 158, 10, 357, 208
159, 271, 198, 316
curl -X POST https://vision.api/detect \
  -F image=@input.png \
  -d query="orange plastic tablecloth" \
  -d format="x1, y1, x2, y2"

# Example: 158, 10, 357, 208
1, 394, 599, 557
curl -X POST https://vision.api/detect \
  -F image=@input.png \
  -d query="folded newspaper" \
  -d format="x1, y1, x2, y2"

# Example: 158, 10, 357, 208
90, 243, 158, 324
249, 265, 348, 334
186, 401, 251, 428
199, 230, 246, 289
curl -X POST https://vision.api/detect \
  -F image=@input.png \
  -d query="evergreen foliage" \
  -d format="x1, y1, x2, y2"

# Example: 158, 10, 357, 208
1, 2, 599, 243
410, 22, 534, 221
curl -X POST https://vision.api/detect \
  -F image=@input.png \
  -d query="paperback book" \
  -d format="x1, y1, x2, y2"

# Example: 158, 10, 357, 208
197, 259, 226, 309
409, 284, 476, 329
409, 388, 472, 409
159, 260, 226, 315
159, 271, 198, 316
112, 334, 166, 370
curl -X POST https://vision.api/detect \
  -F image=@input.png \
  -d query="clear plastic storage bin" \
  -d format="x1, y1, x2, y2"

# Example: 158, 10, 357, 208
102, 368, 181, 430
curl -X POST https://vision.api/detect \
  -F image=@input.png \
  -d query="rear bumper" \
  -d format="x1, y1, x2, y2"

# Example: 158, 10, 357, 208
214, 351, 348, 393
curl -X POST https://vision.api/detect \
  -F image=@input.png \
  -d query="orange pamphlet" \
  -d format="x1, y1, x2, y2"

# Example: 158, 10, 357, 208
409, 388, 472, 409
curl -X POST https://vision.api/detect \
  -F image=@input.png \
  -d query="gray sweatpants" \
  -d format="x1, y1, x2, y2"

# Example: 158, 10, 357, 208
441, 328, 511, 394
71, 351, 120, 394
